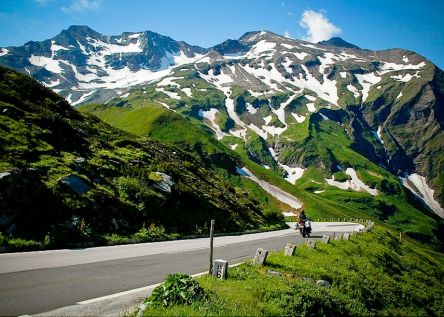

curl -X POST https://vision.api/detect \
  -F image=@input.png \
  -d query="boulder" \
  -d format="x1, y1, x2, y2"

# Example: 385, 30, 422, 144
150, 172, 175, 193
60, 175, 90, 195
316, 280, 331, 287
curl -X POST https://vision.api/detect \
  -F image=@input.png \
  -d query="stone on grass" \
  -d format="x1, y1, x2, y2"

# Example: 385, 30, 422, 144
307, 240, 316, 249
150, 172, 175, 193
343, 233, 350, 240
284, 243, 296, 256
60, 175, 90, 195
322, 235, 330, 244
253, 248, 268, 266
316, 280, 331, 287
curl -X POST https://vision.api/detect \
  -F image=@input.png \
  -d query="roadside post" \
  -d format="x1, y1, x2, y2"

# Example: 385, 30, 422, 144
209, 220, 215, 274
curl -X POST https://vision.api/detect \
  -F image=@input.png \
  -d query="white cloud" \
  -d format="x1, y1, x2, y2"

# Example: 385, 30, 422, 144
62, 0, 101, 13
299, 9, 341, 43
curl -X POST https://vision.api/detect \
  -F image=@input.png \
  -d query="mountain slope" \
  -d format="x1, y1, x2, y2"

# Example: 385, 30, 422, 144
0, 66, 282, 247
0, 25, 206, 106
1, 27, 443, 244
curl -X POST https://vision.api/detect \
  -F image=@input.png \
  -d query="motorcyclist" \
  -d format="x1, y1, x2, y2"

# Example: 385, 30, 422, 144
298, 210, 311, 237
299, 210, 307, 222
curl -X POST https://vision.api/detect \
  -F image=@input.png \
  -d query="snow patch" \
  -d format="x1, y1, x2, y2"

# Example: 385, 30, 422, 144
155, 87, 180, 100
198, 107, 227, 140
402, 55, 409, 63
246, 103, 257, 114
325, 168, 378, 196
396, 91, 403, 101
157, 76, 182, 87
128, 33, 142, 39
291, 113, 306, 123
281, 43, 294, 50
306, 102, 316, 112
346, 84, 360, 98
269, 148, 305, 185
339, 72, 347, 79
355, 73, 381, 102
246, 40, 276, 58
237, 167, 303, 209
262, 125, 286, 136
401, 173, 444, 218
29, 55, 63, 73
51, 41, 69, 52
390, 74, 413, 82
86, 36, 143, 54
181, 87, 192, 97
172, 50, 204, 65
294, 52, 309, 60
380, 61, 426, 74
71, 90, 97, 106
43, 78, 61, 88
154, 100, 173, 111
230, 144, 238, 150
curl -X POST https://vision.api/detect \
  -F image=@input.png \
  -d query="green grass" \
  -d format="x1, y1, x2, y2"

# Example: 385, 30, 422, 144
142, 226, 444, 316
80, 103, 168, 135
1, 66, 283, 249
80, 71, 444, 250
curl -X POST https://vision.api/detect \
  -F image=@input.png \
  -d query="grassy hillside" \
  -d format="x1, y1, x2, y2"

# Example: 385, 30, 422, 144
81, 82, 444, 251
81, 100, 288, 222
142, 226, 444, 316
0, 66, 284, 250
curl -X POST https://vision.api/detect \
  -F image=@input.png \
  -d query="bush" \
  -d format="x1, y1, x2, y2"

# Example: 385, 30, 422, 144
0, 231, 6, 245
132, 223, 167, 241
7, 237, 42, 251
146, 273, 208, 307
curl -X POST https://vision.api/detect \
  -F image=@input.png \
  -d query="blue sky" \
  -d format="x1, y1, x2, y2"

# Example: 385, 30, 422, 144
1, 0, 443, 69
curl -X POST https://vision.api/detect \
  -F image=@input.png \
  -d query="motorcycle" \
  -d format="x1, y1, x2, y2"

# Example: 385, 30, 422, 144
296, 218, 312, 238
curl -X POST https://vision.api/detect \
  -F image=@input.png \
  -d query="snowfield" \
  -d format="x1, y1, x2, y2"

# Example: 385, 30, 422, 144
401, 174, 444, 218
237, 167, 303, 209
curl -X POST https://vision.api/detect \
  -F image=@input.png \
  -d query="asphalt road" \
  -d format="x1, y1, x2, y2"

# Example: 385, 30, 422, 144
0, 223, 362, 316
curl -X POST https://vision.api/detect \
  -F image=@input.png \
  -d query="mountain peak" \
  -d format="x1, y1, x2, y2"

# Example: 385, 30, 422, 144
64, 25, 102, 37
317, 37, 360, 49
238, 30, 280, 44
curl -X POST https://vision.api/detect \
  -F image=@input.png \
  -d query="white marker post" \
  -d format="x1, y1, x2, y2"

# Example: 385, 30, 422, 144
209, 220, 215, 274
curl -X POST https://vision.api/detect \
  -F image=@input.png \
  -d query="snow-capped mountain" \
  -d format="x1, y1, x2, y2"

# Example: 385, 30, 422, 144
1, 27, 443, 218
0, 25, 206, 105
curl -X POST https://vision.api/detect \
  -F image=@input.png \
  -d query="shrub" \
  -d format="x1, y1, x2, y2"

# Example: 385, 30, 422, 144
146, 273, 208, 307
132, 223, 167, 241
7, 238, 42, 251
0, 231, 6, 245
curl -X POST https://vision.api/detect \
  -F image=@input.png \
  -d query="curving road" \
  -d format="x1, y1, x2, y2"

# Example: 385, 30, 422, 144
0, 222, 363, 316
